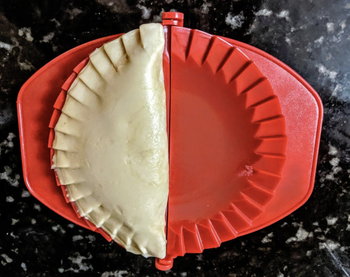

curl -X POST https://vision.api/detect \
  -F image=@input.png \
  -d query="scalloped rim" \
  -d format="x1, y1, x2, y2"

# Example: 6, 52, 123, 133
220, 36, 323, 236
48, 56, 113, 241
167, 29, 288, 257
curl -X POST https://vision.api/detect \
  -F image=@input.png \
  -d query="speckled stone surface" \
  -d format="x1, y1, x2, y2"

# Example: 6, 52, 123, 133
1, 0, 350, 276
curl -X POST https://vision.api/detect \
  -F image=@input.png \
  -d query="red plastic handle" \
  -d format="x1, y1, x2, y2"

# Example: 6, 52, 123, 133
162, 12, 184, 26
155, 255, 174, 271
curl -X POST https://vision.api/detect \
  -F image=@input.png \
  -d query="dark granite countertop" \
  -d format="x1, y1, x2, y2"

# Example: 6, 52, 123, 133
1, 0, 350, 276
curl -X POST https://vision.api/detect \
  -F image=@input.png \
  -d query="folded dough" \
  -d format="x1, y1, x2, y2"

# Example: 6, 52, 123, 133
52, 23, 169, 258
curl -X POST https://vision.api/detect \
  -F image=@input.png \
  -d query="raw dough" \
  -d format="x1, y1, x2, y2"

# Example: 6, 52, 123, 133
52, 23, 168, 258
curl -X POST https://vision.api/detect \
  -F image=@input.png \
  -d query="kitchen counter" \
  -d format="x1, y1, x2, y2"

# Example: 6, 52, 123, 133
1, 0, 349, 276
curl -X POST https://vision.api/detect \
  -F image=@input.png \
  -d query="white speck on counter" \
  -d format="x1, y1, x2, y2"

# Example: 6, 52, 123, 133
319, 240, 340, 250
34, 204, 41, 211
6, 196, 14, 202
180, 273, 187, 277
330, 157, 340, 167
67, 253, 93, 273
326, 216, 338, 226
196, 254, 204, 261
316, 63, 338, 81
52, 225, 66, 234
339, 20, 346, 33
101, 270, 128, 277
314, 36, 324, 46
254, 9, 273, 17
86, 235, 96, 242
11, 219, 19, 225
326, 157, 342, 180
327, 22, 335, 32
50, 18, 61, 27
277, 272, 284, 277
0, 41, 14, 51
332, 84, 343, 98
66, 8, 83, 19
296, 228, 312, 240
10, 232, 19, 239
72, 235, 84, 242
136, 4, 151, 19
329, 144, 338, 155
1, 254, 13, 263
21, 262, 27, 271
276, 10, 290, 20
285, 237, 296, 243
42, 32, 55, 43
261, 232, 274, 243
18, 27, 34, 42
225, 11, 245, 30
0, 136, 19, 187
286, 226, 311, 243
21, 190, 31, 198
331, 35, 342, 43
58, 268, 64, 273
306, 250, 312, 257
0, 165, 19, 187
200, 1, 212, 14
306, 44, 313, 53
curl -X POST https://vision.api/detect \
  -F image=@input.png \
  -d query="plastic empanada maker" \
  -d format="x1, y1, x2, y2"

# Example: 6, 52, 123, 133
17, 12, 323, 270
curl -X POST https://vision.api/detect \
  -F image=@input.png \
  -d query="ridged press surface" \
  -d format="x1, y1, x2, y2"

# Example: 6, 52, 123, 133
167, 27, 287, 258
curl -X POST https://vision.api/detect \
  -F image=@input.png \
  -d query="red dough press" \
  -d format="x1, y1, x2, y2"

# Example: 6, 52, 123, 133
17, 12, 323, 270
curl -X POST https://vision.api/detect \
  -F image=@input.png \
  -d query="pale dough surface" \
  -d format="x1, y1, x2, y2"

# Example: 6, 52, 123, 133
52, 23, 168, 258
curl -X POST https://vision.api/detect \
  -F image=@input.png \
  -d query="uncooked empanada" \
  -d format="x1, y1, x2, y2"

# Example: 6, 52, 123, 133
52, 23, 168, 258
